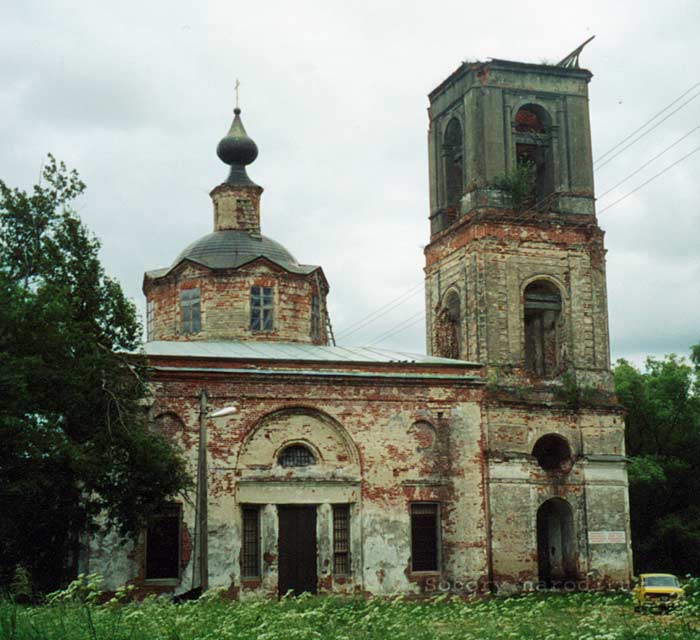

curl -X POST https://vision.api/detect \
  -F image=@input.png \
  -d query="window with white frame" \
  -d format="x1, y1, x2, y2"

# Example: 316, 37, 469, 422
250, 286, 273, 332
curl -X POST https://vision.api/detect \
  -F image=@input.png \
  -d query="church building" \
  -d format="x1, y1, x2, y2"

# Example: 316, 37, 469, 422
88, 53, 633, 597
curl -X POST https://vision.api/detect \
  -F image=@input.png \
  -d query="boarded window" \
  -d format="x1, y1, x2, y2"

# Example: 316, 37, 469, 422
524, 280, 562, 377
241, 506, 260, 577
180, 288, 201, 334
278, 444, 316, 467
311, 294, 321, 341
145, 504, 181, 580
146, 299, 155, 341
250, 286, 273, 332
333, 505, 351, 575
411, 503, 439, 572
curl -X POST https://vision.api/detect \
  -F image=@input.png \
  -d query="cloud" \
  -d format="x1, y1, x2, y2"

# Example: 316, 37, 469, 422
1, 0, 698, 363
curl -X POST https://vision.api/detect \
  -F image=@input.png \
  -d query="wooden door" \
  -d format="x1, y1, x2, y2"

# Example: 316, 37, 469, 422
278, 505, 317, 596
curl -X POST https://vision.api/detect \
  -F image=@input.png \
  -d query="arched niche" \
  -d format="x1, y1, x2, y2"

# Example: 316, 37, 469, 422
152, 411, 187, 441
443, 117, 464, 210
408, 420, 437, 452
237, 407, 360, 474
435, 288, 461, 359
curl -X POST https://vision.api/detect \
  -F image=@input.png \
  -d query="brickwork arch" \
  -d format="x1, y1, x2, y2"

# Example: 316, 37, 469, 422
237, 406, 361, 474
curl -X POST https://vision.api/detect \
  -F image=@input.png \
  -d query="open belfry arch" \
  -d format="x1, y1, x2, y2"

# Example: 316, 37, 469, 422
87, 46, 631, 598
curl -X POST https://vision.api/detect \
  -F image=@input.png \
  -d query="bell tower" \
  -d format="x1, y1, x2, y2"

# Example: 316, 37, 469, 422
424, 55, 612, 391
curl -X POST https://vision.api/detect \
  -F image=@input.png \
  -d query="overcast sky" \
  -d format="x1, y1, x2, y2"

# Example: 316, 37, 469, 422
2, 0, 699, 366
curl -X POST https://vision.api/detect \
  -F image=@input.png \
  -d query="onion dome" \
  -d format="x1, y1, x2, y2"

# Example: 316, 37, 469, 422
216, 108, 259, 186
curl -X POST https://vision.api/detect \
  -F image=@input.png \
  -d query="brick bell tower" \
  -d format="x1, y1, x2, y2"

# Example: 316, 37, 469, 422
424, 53, 633, 588
424, 55, 613, 393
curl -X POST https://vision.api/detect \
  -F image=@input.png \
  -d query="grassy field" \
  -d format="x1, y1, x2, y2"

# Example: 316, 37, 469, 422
2, 580, 700, 640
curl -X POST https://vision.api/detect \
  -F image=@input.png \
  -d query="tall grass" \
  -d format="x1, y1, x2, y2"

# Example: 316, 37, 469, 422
1, 576, 699, 640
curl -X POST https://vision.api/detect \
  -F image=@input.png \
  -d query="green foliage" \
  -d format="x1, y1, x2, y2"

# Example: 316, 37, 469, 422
1, 589, 699, 639
0, 157, 191, 594
8, 566, 32, 604
492, 161, 536, 209
614, 348, 700, 575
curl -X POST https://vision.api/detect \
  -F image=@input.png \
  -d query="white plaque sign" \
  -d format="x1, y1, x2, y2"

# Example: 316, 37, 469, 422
588, 530, 626, 544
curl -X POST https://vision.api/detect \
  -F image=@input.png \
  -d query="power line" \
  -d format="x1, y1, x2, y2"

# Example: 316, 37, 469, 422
597, 123, 700, 200
338, 86, 700, 343
335, 282, 423, 340
598, 142, 700, 214
365, 142, 700, 344
594, 80, 700, 163
594, 89, 700, 171
369, 310, 425, 346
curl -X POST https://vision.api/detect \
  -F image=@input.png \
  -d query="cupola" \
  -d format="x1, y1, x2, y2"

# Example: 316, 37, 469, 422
142, 101, 330, 346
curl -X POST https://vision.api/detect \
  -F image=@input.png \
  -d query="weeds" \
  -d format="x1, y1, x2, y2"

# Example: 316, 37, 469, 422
0, 577, 699, 639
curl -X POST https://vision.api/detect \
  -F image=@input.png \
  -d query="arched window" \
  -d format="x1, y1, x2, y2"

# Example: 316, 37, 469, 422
532, 434, 573, 473
435, 290, 461, 359
524, 280, 562, 377
278, 444, 316, 468
443, 118, 463, 210
514, 104, 553, 204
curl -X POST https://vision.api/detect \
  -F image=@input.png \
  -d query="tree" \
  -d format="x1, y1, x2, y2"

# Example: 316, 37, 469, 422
0, 156, 190, 594
614, 348, 700, 575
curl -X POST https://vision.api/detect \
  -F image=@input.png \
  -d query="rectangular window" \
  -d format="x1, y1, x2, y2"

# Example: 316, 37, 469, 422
250, 286, 273, 332
180, 288, 201, 334
241, 506, 261, 577
145, 504, 181, 580
310, 294, 321, 340
410, 503, 439, 572
332, 504, 351, 575
146, 299, 155, 341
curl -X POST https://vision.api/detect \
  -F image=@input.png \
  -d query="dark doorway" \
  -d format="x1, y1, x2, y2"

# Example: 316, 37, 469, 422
278, 505, 317, 596
537, 498, 577, 587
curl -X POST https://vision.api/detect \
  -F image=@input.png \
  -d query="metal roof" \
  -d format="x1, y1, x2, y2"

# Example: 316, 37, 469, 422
148, 230, 318, 279
143, 340, 480, 366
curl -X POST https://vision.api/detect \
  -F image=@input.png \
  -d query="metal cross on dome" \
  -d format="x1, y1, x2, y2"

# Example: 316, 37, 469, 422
235, 78, 240, 109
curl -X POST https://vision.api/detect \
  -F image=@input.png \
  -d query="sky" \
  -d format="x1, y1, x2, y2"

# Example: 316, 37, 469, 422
2, 0, 699, 366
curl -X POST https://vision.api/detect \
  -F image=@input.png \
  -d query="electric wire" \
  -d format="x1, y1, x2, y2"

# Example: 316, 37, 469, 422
594, 89, 700, 171
369, 311, 426, 346
594, 80, 700, 164
597, 142, 700, 214
338, 83, 700, 347
335, 282, 423, 340
597, 123, 700, 200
